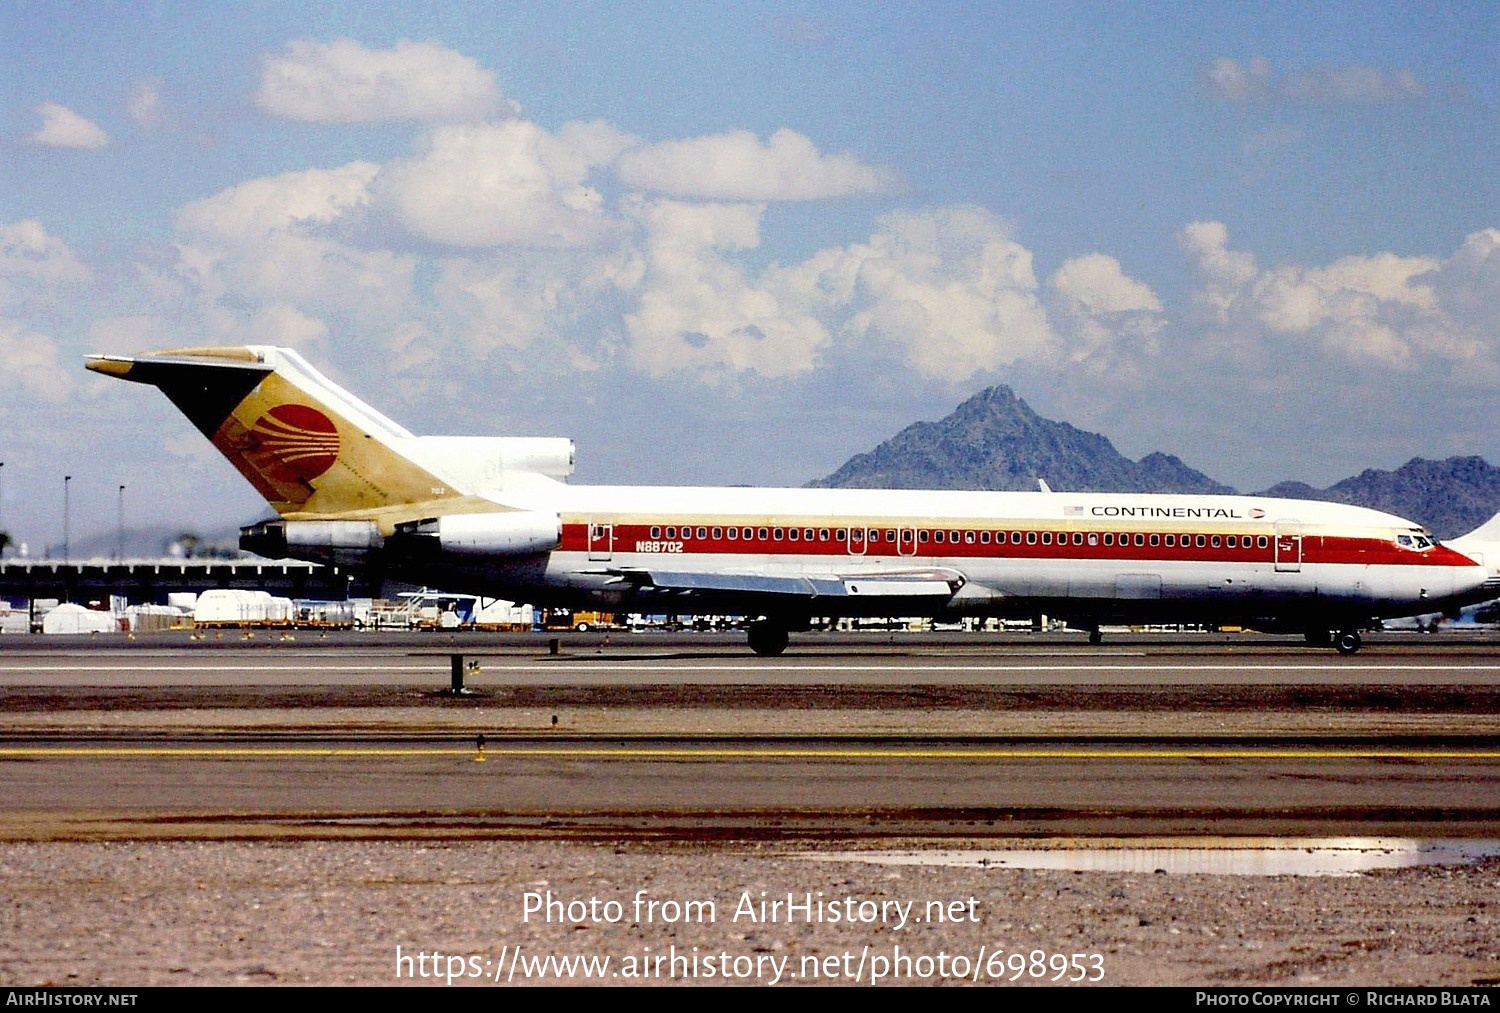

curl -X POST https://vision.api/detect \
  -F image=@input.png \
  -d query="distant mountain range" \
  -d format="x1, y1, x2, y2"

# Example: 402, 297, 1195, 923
812, 385, 1500, 539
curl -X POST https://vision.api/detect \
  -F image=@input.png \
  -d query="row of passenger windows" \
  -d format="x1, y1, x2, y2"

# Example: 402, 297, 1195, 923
643, 525, 1271, 550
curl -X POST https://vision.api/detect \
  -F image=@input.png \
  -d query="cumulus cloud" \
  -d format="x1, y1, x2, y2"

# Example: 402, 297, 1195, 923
1050, 253, 1162, 315
1202, 57, 1427, 104
1178, 220, 1499, 371
1177, 221, 1257, 323
31, 102, 107, 148
256, 38, 509, 123
173, 164, 415, 344
616, 128, 898, 201
0, 220, 90, 286
376, 120, 634, 247
178, 162, 379, 241
616, 204, 1076, 383
0, 221, 84, 402
1047, 253, 1165, 369
0, 322, 71, 402
624, 198, 830, 377
795, 207, 1057, 381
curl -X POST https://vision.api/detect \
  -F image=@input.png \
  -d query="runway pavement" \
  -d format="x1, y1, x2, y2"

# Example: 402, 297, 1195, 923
1, 630, 1497, 840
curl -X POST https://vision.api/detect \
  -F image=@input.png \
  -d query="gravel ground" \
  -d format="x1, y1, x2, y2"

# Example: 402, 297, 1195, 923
1, 840, 1497, 987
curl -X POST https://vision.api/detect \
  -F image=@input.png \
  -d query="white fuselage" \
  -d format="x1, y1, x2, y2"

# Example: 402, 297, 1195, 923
406, 480, 1494, 629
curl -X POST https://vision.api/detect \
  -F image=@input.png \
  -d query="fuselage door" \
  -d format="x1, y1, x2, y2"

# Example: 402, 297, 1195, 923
1274, 521, 1302, 572
898, 526, 917, 557
846, 526, 867, 556
588, 521, 613, 561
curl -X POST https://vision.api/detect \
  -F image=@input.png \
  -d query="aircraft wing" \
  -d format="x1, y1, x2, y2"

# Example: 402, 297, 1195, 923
600, 566, 965, 604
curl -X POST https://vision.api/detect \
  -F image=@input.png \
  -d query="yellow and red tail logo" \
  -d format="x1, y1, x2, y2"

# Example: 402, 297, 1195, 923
247, 404, 340, 484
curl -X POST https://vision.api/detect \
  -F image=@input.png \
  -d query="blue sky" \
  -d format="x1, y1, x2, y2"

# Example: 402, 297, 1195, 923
1, 2, 1496, 550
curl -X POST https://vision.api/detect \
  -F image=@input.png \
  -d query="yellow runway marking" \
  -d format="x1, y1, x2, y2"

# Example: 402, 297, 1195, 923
2, 746, 1498, 761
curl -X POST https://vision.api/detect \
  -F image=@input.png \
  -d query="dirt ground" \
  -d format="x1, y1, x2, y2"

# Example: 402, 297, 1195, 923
1, 839, 1496, 987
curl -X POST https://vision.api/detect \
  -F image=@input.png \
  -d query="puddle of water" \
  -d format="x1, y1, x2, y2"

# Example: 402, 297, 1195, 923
805, 838, 1500, 877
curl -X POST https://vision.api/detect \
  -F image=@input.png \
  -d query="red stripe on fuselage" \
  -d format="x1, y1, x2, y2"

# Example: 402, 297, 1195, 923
558, 520, 1473, 568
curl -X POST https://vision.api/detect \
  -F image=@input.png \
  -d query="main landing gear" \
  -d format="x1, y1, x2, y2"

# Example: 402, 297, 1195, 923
747, 621, 790, 657
1305, 627, 1362, 654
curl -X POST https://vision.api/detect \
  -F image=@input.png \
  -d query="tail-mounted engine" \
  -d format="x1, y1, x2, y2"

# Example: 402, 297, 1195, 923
240, 519, 382, 565
387, 511, 563, 558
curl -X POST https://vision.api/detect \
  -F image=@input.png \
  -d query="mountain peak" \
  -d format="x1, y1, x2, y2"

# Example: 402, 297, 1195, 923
810, 387, 1232, 495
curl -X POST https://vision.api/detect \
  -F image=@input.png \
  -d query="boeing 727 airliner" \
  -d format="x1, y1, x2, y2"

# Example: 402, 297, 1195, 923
86, 346, 1500, 655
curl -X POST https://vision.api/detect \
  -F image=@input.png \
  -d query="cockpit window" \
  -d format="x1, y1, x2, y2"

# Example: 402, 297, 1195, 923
1398, 532, 1437, 550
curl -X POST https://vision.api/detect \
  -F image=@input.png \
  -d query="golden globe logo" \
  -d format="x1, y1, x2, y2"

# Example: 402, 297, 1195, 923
250, 404, 340, 481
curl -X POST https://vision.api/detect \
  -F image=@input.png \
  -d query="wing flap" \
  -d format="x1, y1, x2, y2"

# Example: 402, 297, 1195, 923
611, 567, 964, 600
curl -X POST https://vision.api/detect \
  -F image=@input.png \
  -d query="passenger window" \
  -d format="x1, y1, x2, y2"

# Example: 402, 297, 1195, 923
1087, 532, 1098, 546
727, 528, 737, 540
1010, 531, 1022, 544
918, 530, 929, 542
1196, 535, 1206, 548
1104, 533, 1114, 546
950, 530, 960, 542
788, 528, 799, 541
901, 529, 914, 542
804, 528, 815, 541
1211, 535, 1221, 548
1073, 532, 1083, 545
820, 529, 830, 541
934, 531, 945, 543
712, 527, 722, 539
665, 526, 676, 538
886, 529, 896, 542
1258, 536, 1268, 549
1026, 531, 1036, 545
962, 531, 973, 544
835, 529, 846, 540
651, 526, 661, 539
1226, 535, 1236, 548
1149, 534, 1159, 547
851, 529, 864, 542
758, 527, 769, 540
1165, 534, 1175, 547
773, 528, 784, 540
980, 531, 991, 544
1042, 532, 1052, 545
1133, 533, 1144, 546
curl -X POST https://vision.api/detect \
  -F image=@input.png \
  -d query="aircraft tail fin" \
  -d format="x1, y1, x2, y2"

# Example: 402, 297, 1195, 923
1454, 510, 1500, 546
85, 345, 461, 520
1448, 509, 1500, 578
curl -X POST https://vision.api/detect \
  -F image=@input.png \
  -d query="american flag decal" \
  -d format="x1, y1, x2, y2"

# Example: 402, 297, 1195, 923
1064, 505, 1085, 517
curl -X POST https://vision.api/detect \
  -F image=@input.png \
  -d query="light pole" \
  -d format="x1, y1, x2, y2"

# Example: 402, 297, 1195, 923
117, 484, 126, 562
62, 475, 71, 564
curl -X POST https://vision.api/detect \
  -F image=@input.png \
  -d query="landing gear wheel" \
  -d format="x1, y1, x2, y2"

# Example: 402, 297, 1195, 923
1334, 630, 1362, 655
747, 622, 789, 657
1087, 627, 1103, 646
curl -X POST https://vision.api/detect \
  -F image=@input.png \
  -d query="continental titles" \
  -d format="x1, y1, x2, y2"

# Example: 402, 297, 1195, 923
1089, 505, 1247, 519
